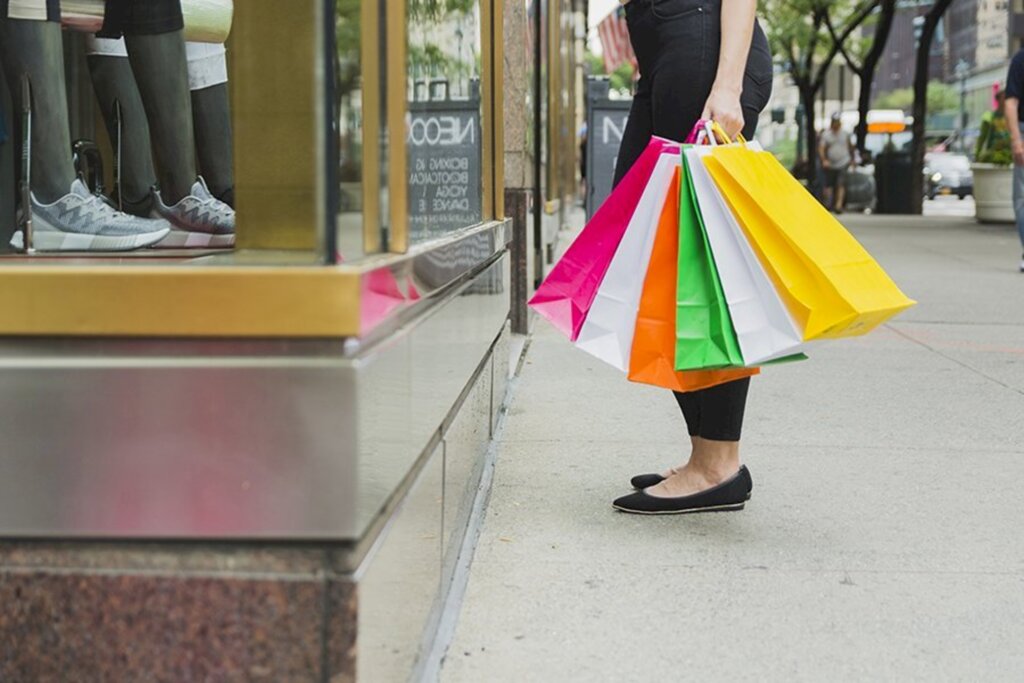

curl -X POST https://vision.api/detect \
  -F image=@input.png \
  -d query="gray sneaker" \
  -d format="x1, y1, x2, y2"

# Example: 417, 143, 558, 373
9, 178, 171, 252
150, 177, 235, 248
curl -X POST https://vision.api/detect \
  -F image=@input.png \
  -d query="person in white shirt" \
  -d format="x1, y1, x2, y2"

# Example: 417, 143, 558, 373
819, 113, 856, 213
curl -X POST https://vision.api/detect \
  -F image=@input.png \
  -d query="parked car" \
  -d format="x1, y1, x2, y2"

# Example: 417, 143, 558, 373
924, 153, 973, 200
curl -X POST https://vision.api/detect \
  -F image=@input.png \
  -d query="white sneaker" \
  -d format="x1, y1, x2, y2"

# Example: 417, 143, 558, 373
9, 178, 171, 252
150, 177, 235, 248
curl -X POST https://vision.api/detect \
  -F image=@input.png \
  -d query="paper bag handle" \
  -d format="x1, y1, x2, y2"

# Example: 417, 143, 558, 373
684, 119, 708, 144
708, 120, 748, 145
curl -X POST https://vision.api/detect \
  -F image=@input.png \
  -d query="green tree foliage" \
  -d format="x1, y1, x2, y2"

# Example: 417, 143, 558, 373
408, 0, 476, 21
584, 51, 635, 95
760, 0, 880, 181
874, 82, 959, 114
830, 0, 896, 155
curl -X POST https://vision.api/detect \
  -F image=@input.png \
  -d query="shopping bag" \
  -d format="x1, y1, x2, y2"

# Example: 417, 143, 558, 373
685, 145, 808, 364
529, 137, 673, 341
575, 147, 681, 371
674, 144, 746, 370
628, 167, 759, 390
704, 144, 916, 340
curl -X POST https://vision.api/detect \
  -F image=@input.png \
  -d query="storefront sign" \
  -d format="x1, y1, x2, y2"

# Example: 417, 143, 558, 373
408, 98, 483, 241
586, 77, 632, 220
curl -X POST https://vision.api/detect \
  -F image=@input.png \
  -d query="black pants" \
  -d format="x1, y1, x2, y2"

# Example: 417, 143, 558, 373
612, 0, 773, 442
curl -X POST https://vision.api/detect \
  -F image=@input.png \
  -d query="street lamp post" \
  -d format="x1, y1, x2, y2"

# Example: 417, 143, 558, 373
955, 59, 969, 154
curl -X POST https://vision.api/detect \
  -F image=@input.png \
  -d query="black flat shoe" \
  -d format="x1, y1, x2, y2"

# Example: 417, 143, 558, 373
629, 472, 669, 490
613, 466, 753, 515
630, 468, 754, 498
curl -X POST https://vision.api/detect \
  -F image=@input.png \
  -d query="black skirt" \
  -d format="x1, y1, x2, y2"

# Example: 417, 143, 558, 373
98, 0, 184, 38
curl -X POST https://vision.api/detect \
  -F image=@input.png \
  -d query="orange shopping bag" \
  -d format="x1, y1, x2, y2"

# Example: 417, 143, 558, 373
628, 168, 759, 391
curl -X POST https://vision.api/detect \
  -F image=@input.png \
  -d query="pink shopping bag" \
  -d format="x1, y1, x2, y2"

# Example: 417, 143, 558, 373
528, 137, 676, 341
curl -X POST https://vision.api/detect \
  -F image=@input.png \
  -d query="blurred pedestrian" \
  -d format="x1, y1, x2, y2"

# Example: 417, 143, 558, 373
819, 113, 855, 213
1003, 49, 1024, 272
608, 0, 773, 515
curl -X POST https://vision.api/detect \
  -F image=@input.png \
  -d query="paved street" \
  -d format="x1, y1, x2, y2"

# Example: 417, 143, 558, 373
441, 212, 1024, 681
924, 194, 977, 218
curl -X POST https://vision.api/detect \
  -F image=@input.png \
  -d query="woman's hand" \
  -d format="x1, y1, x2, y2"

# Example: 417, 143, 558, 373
1013, 140, 1024, 167
701, 82, 745, 140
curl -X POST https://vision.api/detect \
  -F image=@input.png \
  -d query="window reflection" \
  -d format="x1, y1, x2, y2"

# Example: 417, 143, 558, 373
406, 0, 483, 244
336, 0, 365, 261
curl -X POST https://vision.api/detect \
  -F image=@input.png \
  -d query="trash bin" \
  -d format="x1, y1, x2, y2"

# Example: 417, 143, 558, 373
874, 150, 915, 214
585, 77, 631, 220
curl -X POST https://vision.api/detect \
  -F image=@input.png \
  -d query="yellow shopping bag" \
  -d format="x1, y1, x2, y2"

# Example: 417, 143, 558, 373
704, 142, 915, 340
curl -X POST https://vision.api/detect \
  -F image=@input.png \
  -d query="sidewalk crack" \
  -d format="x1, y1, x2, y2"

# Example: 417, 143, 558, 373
887, 324, 1024, 397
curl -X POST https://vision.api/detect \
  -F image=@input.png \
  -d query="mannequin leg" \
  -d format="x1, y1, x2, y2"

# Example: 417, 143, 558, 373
0, 18, 76, 203
87, 53, 158, 214
191, 83, 234, 207
124, 30, 196, 204
102, 1, 234, 244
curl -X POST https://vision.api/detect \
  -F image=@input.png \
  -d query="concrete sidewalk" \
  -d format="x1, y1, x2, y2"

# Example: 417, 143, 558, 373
440, 213, 1024, 681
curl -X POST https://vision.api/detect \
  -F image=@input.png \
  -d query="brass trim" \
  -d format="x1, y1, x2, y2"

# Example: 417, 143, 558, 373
361, 0, 382, 254
493, 0, 505, 219
387, 0, 409, 253
0, 267, 360, 337
481, 0, 494, 222
233, 0, 323, 252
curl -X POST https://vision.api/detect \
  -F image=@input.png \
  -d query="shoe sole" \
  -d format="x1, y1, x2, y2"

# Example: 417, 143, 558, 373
632, 483, 753, 504
612, 501, 746, 515
151, 229, 235, 249
10, 228, 170, 252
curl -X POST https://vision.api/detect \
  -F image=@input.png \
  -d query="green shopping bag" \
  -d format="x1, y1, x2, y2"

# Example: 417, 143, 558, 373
674, 146, 745, 371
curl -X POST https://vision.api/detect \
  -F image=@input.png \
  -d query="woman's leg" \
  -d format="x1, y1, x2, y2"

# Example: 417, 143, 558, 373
647, 15, 773, 495
611, 81, 652, 187
612, 24, 708, 450
655, 378, 751, 496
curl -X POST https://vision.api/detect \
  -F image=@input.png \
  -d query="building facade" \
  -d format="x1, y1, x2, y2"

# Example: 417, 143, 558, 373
0, 1, 585, 681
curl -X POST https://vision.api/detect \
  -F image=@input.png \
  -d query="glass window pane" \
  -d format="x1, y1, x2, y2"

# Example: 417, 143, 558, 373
335, 0, 369, 261
406, 0, 484, 245
0, 1, 333, 263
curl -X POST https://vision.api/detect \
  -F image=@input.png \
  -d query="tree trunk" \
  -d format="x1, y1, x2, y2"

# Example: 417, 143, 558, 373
801, 85, 821, 198
856, 0, 896, 157
910, 0, 955, 213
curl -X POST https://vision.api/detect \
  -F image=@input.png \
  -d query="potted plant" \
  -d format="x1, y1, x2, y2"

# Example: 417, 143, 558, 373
972, 147, 1014, 223
972, 94, 1015, 223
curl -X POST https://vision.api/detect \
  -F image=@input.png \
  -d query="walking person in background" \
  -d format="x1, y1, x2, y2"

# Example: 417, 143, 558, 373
608, 0, 773, 514
1003, 47, 1024, 272
819, 112, 855, 213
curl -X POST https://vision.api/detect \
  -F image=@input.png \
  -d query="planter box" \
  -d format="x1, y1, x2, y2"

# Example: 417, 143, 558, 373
972, 163, 1015, 223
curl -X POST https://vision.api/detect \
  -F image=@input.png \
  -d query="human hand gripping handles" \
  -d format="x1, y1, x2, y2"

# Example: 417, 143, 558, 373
685, 119, 745, 147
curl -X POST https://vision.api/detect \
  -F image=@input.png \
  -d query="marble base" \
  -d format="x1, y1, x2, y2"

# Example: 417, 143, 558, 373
0, 544, 356, 682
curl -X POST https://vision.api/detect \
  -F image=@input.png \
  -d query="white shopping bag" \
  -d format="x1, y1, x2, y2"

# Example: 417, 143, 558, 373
575, 149, 682, 371
686, 145, 808, 364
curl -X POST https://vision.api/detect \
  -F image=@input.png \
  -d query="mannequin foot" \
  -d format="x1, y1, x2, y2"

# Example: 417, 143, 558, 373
11, 178, 170, 252
150, 176, 235, 248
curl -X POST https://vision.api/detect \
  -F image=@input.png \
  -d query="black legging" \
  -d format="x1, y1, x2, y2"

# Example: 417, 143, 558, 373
612, 0, 773, 442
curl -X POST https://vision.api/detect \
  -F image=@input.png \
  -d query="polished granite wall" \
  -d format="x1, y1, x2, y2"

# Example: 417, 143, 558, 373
503, 0, 531, 190
0, 544, 357, 681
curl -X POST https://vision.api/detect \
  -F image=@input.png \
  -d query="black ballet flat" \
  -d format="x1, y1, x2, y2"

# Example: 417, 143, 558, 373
630, 472, 668, 490
613, 466, 752, 515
